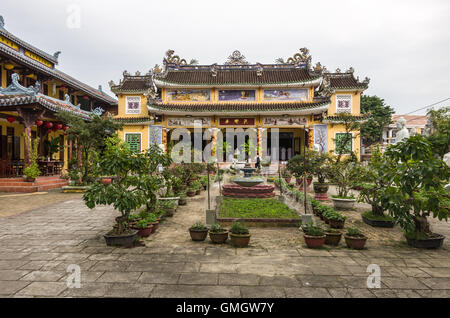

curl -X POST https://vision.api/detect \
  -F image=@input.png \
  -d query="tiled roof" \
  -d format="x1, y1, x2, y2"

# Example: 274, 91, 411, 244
323, 72, 368, 90
148, 98, 330, 114
155, 66, 321, 87
113, 116, 154, 124
391, 115, 428, 126
322, 114, 368, 123
0, 28, 117, 106
109, 74, 153, 93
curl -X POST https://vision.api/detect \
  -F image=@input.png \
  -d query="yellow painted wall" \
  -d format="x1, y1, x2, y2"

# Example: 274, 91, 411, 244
118, 125, 149, 152
116, 94, 149, 117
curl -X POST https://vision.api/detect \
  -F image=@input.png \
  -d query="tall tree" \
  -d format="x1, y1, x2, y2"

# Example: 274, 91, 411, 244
360, 95, 395, 147
426, 107, 450, 157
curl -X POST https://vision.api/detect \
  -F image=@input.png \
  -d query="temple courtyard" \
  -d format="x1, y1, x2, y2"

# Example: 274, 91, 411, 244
0, 187, 448, 299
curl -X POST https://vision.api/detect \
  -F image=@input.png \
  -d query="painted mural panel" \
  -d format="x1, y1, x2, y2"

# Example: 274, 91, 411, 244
263, 89, 308, 101
313, 124, 328, 153
149, 125, 162, 146
167, 117, 212, 127
218, 90, 256, 101
167, 89, 210, 102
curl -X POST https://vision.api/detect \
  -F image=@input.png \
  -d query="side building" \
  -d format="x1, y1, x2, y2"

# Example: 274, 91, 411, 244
0, 16, 117, 179
110, 49, 369, 162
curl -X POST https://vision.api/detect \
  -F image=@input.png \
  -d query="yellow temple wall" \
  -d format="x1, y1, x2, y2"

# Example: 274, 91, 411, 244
117, 125, 149, 152
328, 91, 361, 116
116, 94, 149, 117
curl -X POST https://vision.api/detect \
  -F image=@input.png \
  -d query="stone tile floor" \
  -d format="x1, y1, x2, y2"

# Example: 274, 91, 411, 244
0, 185, 448, 298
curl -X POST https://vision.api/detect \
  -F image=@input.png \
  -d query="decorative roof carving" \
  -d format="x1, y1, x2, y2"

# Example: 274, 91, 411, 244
93, 107, 105, 116
255, 63, 263, 76
224, 50, 248, 65
0, 16, 4, 29
276, 48, 311, 66
0, 73, 40, 96
210, 63, 218, 77
164, 49, 198, 66
53, 51, 61, 60
314, 62, 323, 72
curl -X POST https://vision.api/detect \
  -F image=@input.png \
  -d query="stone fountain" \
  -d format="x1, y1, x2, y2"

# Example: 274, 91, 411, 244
222, 162, 275, 198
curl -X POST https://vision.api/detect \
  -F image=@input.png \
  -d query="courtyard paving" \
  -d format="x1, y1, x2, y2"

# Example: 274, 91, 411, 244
0, 183, 448, 298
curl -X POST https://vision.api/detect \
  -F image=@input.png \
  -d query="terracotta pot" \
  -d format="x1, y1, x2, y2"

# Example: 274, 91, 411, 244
136, 225, 153, 238
189, 229, 208, 241
179, 198, 187, 205
195, 189, 201, 195
304, 235, 326, 248
101, 177, 112, 184
344, 235, 367, 250
187, 191, 195, 197
150, 222, 159, 233
329, 219, 345, 229
325, 232, 342, 246
230, 233, 251, 247
209, 231, 229, 244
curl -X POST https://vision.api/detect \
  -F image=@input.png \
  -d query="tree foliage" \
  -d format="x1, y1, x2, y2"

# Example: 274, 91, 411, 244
55, 112, 122, 184
426, 107, 450, 157
360, 95, 395, 147
381, 135, 450, 235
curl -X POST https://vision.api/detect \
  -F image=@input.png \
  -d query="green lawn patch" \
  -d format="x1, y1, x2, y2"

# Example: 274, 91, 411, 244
219, 198, 300, 219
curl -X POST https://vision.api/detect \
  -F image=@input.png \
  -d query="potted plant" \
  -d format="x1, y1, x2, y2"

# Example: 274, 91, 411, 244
311, 151, 331, 201
134, 219, 153, 238
327, 211, 347, 229
327, 158, 363, 210
189, 222, 208, 241
145, 213, 159, 233
83, 139, 169, 247
286, 150, 315, 189
209, 223, 229, 244
281, 168, 292, 183
191, 180, 202, 195
381, 136, 450, 248
178, 191, 187, 205
200, 175, 208, 190
302, 222, 326, 248
186, 187, 196, 197
324, 227, 342, 246
357, 147, 395, 227
158, 199, 176, 217
44, 137, 61, 161
229, 222, 251, 248
23, 134, 41, 182
344, 227, 367, 250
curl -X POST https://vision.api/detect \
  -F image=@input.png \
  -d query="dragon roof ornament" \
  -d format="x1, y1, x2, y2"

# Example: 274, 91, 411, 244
0, 73, 40, 96
276, 48, 312, 66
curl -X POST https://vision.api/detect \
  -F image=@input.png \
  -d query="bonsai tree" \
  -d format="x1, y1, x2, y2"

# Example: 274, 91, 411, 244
286, 149, 315, 180
381, 135, 450, 241
356, 146, 393, 220
83, 138, 169, 237
310, 150, 331, 184
327, 156, 363, 199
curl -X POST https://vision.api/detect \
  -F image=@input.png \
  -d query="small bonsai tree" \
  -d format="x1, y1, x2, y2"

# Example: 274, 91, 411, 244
83, 138, 169, 236
382, 135, 450, 239
326, 157, 363, 199
286, 150, 315, 179
230, 222, 249, 235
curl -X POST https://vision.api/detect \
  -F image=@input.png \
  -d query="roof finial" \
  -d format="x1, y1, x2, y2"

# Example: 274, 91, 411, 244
53, 51, 61, 60
0, 16, 5, 29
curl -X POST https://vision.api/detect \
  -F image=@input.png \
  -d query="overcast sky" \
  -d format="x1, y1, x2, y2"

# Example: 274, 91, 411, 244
2, 0, 449, 114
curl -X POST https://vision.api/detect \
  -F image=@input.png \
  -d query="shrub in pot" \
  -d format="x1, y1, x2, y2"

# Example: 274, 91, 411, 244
209, 223, 229, 244
381, 136, 449, 248
327, 157, 363, 210
281, 168, 292, 183
357, 147, 395, 227
23, 134, 41, 182
324, 227, 342, 246
327, 211, 347, 229
229, 222, 251, 247
83, 139, 170, 247
145, 213, 159, 233
189, 222, 208, 241
186, 187, 196, 197
344, 227, 367, 250
134, 219, 153, 238
302, 222, 326, 248
178, 192, 187, 205
158, 199, 176, 217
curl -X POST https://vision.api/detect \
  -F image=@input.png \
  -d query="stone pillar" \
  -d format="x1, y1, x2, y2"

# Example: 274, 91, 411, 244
17, 107, 45, 165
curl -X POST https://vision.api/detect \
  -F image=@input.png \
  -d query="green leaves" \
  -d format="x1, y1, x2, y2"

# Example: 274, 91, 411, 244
360, 95, 395, 147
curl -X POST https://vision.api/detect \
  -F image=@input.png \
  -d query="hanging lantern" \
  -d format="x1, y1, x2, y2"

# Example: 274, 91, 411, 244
45, 122, 53, 129
35, 120, 43, 126
83, 96, 89, 100
62, 125, 69, 131
55, 123, 63, 130
7, 117, 16, 123
60, 86, 66, 91
47, 129, 53, 134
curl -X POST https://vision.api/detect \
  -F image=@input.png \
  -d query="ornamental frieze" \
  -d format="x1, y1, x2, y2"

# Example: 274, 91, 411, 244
219, 118, 255, 126
167, 117, 212, 127
263, 116, 307, 127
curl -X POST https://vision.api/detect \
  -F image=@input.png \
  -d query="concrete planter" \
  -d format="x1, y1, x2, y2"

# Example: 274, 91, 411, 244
332, 197, 356, 210
406, 234, 444, 249
104, 230, 138, 247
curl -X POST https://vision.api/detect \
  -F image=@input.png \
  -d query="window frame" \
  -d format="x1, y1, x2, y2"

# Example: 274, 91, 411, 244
336, 94, 353, 113
125, 96, 142, 115
124, 132, 142, 153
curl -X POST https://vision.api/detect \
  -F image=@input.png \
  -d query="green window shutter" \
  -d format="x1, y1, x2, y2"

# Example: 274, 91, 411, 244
126, 134, 141, 153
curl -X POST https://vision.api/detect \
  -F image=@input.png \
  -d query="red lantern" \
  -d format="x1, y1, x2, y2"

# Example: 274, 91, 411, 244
7, 117, 16, 123
47, 129, 53, 134
45, 122, 53, 129
55, 123, 63, 130
83, 96, 89, 100
35, 120, 43, 126
63, 125, 69, 131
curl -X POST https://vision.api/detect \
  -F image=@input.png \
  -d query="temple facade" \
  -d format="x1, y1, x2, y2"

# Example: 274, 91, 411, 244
110, 49, 369, 162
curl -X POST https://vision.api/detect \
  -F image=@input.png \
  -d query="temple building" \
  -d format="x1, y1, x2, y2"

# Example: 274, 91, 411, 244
110, 49, 369, 162
0, 16, 117, 181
